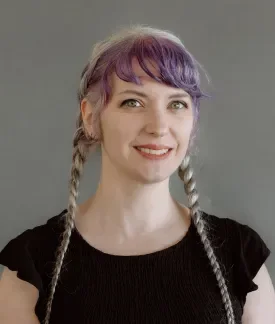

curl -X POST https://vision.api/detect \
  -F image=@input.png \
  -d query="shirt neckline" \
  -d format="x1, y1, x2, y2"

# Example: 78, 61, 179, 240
68, 210, 199, 261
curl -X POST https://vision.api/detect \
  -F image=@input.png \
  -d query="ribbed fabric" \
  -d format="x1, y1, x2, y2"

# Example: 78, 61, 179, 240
0, 209, 271, 324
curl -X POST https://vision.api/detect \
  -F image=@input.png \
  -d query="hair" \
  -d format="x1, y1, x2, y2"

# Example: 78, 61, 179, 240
43, 25, 235, 324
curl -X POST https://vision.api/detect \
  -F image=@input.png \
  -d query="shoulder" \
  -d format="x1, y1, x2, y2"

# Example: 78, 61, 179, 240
0, 209, 67, 293
202, 211, 271, 302
1, 209, 67, 260
203, 211, 270, 258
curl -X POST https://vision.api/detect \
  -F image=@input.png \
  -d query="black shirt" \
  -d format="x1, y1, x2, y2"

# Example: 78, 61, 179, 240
0, 209, 271, 323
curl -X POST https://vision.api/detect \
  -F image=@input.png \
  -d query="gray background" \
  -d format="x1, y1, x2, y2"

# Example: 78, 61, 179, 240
0, 0, 274, 283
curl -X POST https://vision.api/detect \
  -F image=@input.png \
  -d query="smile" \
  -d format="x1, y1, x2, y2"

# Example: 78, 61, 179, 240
134, 147, 173, 160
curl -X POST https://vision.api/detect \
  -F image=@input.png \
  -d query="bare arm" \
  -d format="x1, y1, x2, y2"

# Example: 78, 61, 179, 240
0, 266, 40, 324
242, 264, 275, 324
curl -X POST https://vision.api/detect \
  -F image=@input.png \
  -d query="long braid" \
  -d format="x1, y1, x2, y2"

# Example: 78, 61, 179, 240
43, 121, 97, 324
178, 154, 236, 324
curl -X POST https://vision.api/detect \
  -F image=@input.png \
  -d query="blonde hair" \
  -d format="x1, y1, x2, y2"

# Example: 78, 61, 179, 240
43, 25, 235, 324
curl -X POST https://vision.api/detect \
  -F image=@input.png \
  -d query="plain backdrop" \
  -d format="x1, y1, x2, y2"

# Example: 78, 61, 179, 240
0, 0, 274, 283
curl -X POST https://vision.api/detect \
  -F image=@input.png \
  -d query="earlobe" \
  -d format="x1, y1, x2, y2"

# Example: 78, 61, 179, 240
80, 99, 93, 122
80, 98, 94, 135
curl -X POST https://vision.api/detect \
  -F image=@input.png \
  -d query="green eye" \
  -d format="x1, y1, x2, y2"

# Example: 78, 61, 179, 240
121, 99, 141, 107
171, 101, 188, 110
120, 99, 188, 110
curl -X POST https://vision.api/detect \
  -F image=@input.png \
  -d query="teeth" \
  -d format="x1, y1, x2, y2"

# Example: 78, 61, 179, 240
136, 147, 169, 155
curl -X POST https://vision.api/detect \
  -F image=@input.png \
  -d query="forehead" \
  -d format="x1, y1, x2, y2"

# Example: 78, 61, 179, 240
131, 57, 160, 78
109, 57, 190, 98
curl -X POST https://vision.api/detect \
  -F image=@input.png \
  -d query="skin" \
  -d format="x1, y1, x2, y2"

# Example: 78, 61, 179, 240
241, 264, 275, 323
77, 58, 193, 255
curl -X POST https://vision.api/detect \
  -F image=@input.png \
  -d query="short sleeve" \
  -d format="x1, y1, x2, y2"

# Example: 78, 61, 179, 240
0, 229, 43, 294
233, 222, 271, 298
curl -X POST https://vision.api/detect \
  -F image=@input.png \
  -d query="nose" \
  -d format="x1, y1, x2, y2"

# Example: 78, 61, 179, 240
145, 110, 169, 137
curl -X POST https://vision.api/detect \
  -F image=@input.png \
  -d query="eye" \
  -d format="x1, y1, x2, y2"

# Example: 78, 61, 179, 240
120, 99, 142, 108
170, 101, 188, 110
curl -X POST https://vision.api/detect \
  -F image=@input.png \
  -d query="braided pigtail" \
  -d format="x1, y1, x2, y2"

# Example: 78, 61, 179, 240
43, 118, 97, 324
178, 155, 236, 324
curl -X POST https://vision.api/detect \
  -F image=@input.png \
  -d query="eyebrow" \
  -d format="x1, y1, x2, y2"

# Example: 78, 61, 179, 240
117, 89, 190, 99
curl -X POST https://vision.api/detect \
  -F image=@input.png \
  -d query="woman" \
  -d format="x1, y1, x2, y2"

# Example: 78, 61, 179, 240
0, 25, 274, 324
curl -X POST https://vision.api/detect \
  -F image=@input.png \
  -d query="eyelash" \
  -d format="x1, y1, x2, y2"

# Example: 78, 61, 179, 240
120, 99, 189, 109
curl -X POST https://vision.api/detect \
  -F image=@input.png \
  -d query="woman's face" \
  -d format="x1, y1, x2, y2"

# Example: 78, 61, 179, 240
82, 58, 194, 184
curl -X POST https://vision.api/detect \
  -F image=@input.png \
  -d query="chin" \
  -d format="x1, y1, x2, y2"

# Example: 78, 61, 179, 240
132, 169, 173, 185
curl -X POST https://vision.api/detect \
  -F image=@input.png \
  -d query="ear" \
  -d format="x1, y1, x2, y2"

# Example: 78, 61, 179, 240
80, 98, 94, 135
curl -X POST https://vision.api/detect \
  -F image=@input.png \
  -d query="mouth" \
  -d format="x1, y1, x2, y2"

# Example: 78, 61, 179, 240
134, 146, 173, 160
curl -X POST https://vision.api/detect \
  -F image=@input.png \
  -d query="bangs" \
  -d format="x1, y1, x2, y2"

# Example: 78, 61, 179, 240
100, 36, 207, 105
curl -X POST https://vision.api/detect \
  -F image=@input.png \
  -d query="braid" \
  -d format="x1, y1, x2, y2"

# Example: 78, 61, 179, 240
178, 155, 235, 324
43, 122, 97, 324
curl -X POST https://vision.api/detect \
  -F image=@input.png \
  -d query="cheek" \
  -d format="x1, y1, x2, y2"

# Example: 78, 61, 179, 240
101, 114, 137, 148
175, 117, 194, 143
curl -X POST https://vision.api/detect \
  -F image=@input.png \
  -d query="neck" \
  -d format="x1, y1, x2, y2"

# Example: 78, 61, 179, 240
76, 166, 190, 239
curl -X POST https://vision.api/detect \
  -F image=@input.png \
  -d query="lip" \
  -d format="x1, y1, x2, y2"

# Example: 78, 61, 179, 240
134, 146, 173, 160
134, 144, 172, 150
